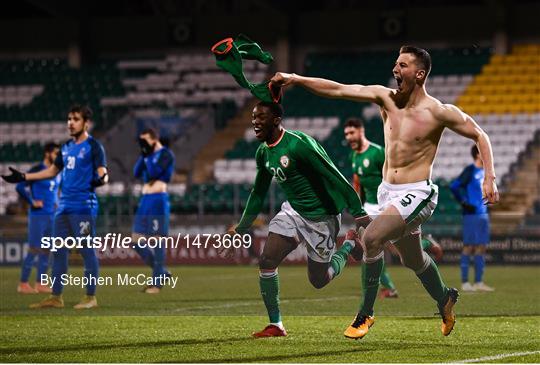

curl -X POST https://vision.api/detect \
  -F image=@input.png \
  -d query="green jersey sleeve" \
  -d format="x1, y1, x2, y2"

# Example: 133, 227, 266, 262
235, 146, 272, 234
292, 139, 366, 217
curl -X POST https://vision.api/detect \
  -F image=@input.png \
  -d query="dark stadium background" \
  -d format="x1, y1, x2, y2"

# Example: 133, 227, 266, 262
0, 0, 539, 266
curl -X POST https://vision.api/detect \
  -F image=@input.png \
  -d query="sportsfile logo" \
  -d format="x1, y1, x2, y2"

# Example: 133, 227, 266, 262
40, 233, 252, 252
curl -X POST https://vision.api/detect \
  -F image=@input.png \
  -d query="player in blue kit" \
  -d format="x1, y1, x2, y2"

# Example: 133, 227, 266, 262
450, 145, 494, 292
2, 105, 109, 309
132, 128, 175, 293
16, 142, 61, 294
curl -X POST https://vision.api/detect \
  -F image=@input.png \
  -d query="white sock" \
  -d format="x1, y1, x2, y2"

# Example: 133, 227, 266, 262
270, 321, 284, 330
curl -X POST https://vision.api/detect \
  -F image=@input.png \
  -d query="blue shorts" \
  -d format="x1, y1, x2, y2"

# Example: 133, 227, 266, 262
133, 193, 170, 236
53, 204, 98, 239
28, 213, 54, 248
463, 214, 490, 245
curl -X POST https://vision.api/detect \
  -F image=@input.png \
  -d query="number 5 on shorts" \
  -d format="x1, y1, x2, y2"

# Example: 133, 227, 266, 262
400, 193, 416, 207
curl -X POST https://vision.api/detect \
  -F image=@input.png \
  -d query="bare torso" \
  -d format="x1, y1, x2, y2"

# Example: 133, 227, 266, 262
380, 91, 445, 184
142, 180, 167, 194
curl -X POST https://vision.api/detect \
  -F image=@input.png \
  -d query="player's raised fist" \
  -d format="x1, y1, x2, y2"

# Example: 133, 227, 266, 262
270, 72, 296, 87
1, 167, 26, 183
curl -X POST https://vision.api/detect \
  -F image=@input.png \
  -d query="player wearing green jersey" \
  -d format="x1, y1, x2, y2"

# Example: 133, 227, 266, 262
271, 45, 499, 339
221, 101, 369, 338
345, 117, 399, 298
344, 118, 443, 299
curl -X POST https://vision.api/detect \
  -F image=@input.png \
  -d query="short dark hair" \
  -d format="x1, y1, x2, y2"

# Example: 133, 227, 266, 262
43, 142, 59, 154
140, 127, 159, 140
257, 101, 284, 119
471, 145, 479, 159
344, 118, 364, 129
399, 45, 432, 79
69, 104, 93, 121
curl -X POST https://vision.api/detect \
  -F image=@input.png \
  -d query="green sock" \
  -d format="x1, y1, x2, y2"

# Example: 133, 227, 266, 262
360, 263, 393, 294
379, 264, 396, 290
330, 241, 354, 278
416, 256, 449, 305
259, 273, 281, 323
359, 258, 384, 316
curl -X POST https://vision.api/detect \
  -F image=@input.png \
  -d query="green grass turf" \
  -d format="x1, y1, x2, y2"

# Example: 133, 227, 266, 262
1, 265, 539, 362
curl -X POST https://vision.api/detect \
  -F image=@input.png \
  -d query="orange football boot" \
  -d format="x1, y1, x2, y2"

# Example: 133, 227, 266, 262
344, 314, 375, 340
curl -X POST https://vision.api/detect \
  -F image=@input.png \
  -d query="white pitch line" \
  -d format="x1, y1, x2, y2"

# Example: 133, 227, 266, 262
452, 350, 540, 363
171, 295, 358, 312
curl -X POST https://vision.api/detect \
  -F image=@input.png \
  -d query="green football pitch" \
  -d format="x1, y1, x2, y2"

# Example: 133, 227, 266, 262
1, 265, 539, 363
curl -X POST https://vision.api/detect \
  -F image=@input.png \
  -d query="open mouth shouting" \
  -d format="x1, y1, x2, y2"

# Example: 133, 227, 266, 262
253, 125, 264, 139
395, 75, 403, 91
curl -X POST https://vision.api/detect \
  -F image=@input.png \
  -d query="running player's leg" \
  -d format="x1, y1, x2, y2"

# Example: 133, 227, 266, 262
254, 232, 296, 337
422, 233, 444, 261
359, 205, 405, 314
362, 203, 397, 298
306, 229, 359, 289
344, 206, 405, 339
394, 233, 458, 336
394, 233, 448, 303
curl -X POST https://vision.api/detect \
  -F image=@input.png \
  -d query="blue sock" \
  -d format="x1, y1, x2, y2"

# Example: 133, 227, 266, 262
52, 248, 69, 295
460, 254, 470, 283
36, 253, 50, 282
152, 247, 166, 287
134, 245, 155, 268
474, 255, 485, 283
80, 247, 99, 296
20, 252, 36, 282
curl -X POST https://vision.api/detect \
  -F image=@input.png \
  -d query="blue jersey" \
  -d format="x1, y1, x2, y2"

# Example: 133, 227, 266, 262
450, 164, 487, 215
54, 136, 107, 207
15, 163, 60, 215
133, 147, 175, 183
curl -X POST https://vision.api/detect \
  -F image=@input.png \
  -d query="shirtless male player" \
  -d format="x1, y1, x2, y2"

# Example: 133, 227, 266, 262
271, 45, 499, 339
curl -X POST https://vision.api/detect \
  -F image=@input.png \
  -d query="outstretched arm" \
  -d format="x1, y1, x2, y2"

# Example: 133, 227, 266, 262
235, 150, 273, 234
438, 104, 499, 204
270, 72, 388, 105
25, 165, 60, 181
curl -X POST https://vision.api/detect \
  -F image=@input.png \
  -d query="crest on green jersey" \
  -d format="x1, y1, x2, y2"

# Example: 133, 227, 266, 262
280, 155, 289, 168
363, 158, 370, 168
